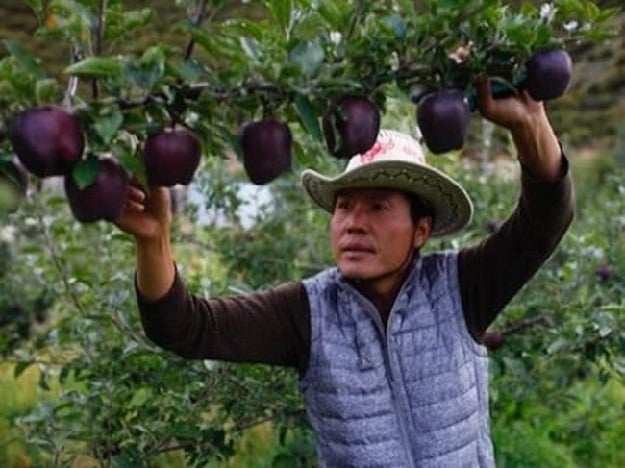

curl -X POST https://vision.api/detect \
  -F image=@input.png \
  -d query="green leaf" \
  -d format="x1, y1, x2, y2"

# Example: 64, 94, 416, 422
224, 129, 243, 162
38, 371, 51, 391
2, 39, 46, 79
71, 157, 100, 190
115, 146, 147, 188
35, 78, 62, 105
288, 39, 324, 76
547, 338, 568, 355
13, 361, 33, 379
124, 47, 166, 90
166, 60, 210, 83
94, 110, 124, 144
65, 57, 123, 78
294, 93, 322, 141
112, 448, 142, 468
266, 0, 292, 31
240, 37, 262, 62
121, 9, 153, 31
317, 1, 343, 29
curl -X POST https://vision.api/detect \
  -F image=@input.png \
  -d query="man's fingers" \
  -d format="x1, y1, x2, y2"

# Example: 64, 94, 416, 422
127, 185, 146, 204
125, 200, 146, 212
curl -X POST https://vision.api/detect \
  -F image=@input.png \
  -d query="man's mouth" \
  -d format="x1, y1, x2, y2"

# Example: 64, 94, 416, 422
341, 243, 376, 254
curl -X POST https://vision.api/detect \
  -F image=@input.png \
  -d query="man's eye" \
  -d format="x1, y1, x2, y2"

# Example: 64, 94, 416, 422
335, 200, 349, 210
372, 202, 390, 211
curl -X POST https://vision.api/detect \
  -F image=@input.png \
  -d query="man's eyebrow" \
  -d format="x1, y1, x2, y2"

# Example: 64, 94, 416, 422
335, 189, 396, 203
364, 190, 394, 201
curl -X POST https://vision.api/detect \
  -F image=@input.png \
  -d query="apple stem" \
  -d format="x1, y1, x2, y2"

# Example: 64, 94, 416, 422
62, 76, 79, 109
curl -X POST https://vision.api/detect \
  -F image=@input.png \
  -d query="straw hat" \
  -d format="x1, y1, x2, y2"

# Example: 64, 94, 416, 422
301, 129, 473, 236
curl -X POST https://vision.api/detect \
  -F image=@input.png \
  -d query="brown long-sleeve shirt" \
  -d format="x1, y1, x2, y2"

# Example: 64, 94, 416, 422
137, 163, 574, 374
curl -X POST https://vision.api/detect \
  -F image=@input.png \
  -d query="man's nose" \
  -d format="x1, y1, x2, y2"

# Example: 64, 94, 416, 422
345, 206, 367, 233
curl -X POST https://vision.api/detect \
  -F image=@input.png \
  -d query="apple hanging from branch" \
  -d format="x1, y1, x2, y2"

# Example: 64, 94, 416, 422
239, 118, 292, 185
416, 89, 470, 155
142, 129, 202, 187
10, 106, 85, 177
322, 95, 381, 160
64, 157, 130, 223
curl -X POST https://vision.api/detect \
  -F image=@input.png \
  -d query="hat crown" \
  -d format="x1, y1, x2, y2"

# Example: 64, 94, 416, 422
344, 129, 426, 173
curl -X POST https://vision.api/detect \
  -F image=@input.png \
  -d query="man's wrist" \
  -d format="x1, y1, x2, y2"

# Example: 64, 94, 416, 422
511, 112, 563, 182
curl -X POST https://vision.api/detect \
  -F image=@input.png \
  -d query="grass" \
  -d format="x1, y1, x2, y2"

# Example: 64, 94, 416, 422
0, 362, 43, 467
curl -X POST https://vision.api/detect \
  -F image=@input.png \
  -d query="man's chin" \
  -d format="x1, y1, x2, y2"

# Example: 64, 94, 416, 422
337, 265, 376, 281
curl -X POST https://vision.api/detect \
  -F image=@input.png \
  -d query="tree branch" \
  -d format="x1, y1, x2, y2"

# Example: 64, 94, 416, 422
500, 314, 554, 336
184, 0, 211, 61
92, 0, 107, 99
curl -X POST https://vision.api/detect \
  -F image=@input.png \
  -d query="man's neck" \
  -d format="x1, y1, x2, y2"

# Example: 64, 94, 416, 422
353, 262, 414, 325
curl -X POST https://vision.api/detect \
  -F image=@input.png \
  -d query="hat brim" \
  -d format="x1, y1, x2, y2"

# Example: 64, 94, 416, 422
301, 160, 473, 236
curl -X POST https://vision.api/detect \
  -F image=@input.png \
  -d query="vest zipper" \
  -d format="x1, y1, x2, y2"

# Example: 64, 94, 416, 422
342, 284, 417, 468
385, 310, 417, 468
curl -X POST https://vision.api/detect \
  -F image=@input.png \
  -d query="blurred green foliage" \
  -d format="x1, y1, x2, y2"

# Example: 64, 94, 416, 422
0, 0, 623, 466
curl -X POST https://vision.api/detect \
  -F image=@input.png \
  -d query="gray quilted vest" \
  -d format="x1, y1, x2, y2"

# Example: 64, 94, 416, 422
300, 252, 495, 467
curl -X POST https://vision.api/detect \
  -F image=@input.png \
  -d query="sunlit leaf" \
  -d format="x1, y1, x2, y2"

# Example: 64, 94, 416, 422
65, 57, 123, 78
94, 109, 124, 144
2, 40, 46, 79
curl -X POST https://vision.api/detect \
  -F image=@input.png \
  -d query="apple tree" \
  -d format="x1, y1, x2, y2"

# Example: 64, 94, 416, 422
0, 0, 622, 465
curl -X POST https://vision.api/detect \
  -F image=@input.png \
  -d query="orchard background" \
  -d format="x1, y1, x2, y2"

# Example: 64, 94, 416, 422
1, 0, 625, 466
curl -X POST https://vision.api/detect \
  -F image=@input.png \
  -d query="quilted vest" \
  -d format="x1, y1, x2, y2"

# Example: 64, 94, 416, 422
300, 252, 495, 467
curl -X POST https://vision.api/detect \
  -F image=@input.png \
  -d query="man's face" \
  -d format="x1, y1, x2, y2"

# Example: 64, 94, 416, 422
330, 188, 427, 282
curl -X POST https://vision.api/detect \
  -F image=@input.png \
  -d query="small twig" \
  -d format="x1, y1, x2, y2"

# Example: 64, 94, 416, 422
500, 314, 553, 336
233, 406, 307, 433
570, 331, 615, 354
92, 0, 107, 99
184, 0, 211, 61
32, 190, 86, 316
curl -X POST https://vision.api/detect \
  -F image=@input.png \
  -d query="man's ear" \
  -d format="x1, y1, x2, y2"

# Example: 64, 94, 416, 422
413, 216, 433, 249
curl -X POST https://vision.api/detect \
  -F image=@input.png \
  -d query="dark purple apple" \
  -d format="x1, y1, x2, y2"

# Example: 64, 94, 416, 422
143, 129, 201, 186
594, 264, 614, 283
483, 332, 505, 351
10, 106, 85, 177
322, 95, 380, 159
64, 157, 130, 223
239, 119, 292, 185
525, 49, 572, 101
417, 89, 470, 154
0, 158, 28, 212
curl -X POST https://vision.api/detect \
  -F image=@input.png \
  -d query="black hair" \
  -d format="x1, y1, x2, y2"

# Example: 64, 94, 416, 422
408, 194, 435, 224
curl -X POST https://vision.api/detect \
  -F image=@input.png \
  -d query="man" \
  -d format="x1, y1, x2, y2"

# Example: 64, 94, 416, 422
113, 79, 574, 466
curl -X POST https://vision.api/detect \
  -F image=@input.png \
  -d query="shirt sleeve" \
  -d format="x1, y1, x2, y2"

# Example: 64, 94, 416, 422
136, 269, 311, 373
458, 155, 575, 341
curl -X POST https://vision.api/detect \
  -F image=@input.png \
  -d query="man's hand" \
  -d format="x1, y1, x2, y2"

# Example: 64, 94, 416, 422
474, 77, 564, 182
114, 184, 176, 302
114, 185, 172, 243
